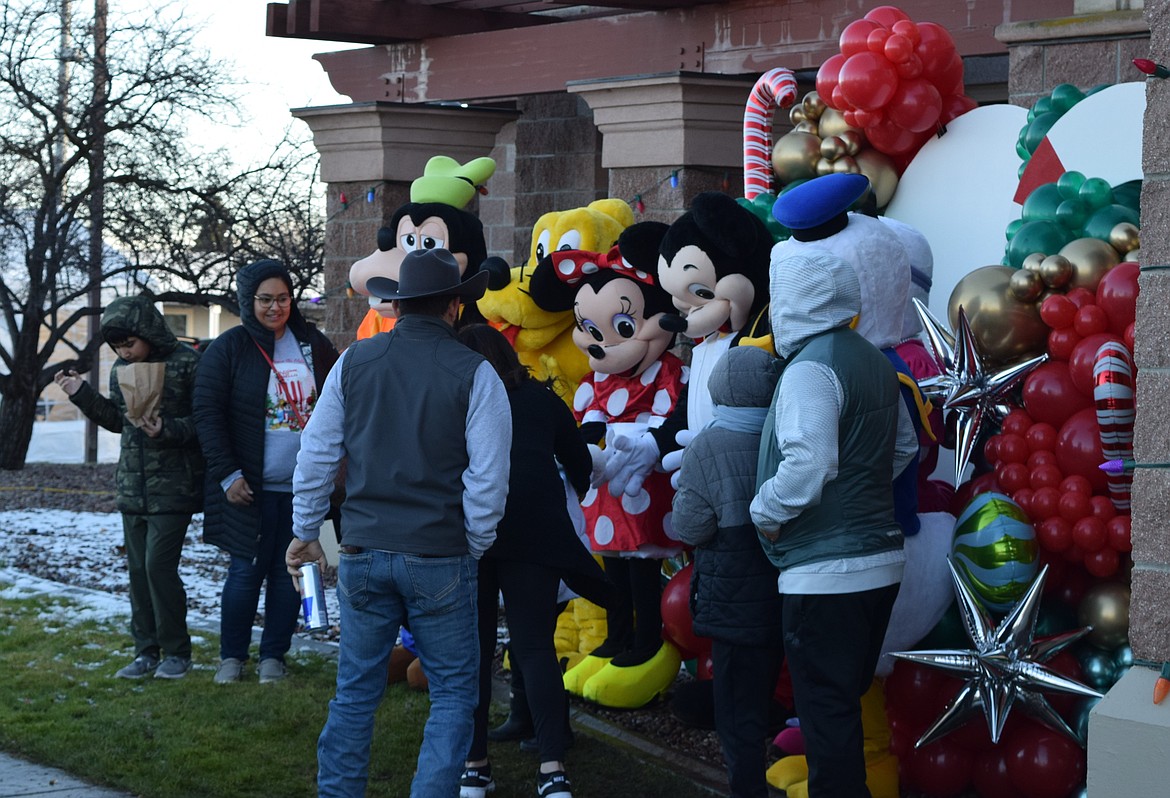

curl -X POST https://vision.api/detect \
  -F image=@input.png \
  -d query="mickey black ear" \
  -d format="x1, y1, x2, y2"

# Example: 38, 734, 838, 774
527, 255, 578, 313
690, 192, 763, 258
376, 226, 395, 252
616, 221, 670, 271
480, 256, 511, 291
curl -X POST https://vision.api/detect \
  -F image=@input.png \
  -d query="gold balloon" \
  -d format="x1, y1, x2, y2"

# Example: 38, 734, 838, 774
1078, 582, 1130, 650
1038, 254, 1074, 289
794, 120, 819, 136
1059, 237, 1121, 292
1125, 247, 1141, 263
820, 136, 847, 161
838, 130, 863, 156
854, 148, 899, 209
771, 132, 821, 184
815, 157, 835, 176
948, 265, 1049, 365
817, 107, 856, 139
1109, 222, 1140, 255
831, 155, 858, 173
802, 90, 826, 120
1009, 268, 1045, 302
789, 105, 807, 126
1021, 252, 1047, 272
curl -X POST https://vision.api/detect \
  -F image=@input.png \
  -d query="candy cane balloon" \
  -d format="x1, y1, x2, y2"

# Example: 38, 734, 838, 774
743, 67, 798, 200
1094, 341, 1135, 512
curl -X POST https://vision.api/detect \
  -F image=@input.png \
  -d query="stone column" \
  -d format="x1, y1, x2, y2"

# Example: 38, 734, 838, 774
569, 73, 759, 222
293, 102, 518, 346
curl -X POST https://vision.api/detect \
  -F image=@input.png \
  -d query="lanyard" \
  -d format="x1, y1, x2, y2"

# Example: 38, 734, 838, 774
252, 337, 309, 431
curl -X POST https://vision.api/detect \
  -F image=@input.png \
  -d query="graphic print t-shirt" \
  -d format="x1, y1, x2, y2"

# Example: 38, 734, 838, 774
262, 332, 316, 491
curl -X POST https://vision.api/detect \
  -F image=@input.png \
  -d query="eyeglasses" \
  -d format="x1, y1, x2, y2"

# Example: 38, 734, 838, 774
254, 294, 292, 309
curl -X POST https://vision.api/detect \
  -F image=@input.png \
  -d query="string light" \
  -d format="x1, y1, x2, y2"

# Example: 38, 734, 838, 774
1134, 58, 1170, 78
1099, 458, 1170, 475
366, 188, 375, 203
339, 191, 348, 209
634, 194, 645, 214
670, 170, 679, 189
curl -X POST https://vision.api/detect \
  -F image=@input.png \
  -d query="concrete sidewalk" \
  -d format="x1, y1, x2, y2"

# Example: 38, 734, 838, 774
0, 752, 135, 797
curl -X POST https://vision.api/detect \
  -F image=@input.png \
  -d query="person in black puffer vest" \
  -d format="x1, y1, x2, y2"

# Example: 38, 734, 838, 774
193, 259, 338, 685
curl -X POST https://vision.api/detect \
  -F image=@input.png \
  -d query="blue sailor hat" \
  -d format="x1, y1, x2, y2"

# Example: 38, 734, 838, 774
771, 173, 870, 230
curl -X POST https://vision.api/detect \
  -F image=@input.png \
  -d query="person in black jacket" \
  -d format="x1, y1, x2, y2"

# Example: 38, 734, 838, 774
193, 259, 339, 685
673, 346, 786, 798
455, 324, 612, 798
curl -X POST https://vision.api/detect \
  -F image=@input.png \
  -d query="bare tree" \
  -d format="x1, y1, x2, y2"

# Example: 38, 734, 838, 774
0, 0, 325, 469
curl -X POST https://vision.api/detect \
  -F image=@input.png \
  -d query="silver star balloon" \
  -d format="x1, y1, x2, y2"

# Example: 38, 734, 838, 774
912, 298, 1048, 485
891, 560, 1103, 749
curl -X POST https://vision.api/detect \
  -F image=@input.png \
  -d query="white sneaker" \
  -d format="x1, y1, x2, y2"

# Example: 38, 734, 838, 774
214, 657, 244, 685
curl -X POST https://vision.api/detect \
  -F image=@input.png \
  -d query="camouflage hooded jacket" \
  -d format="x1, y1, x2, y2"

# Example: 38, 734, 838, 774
68, 296, 204, 515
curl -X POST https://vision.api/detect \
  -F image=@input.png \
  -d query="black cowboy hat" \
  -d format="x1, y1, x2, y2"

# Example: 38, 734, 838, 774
366, 248, 489, 302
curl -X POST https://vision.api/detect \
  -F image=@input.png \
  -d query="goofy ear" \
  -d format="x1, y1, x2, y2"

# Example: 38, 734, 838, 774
376, 226, 395, 252
615, 221, 670, 272
528, 255, 578, 313
690, 191, 769, 259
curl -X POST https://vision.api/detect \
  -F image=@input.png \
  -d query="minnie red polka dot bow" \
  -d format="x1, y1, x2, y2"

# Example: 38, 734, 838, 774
550, 247, 656, 288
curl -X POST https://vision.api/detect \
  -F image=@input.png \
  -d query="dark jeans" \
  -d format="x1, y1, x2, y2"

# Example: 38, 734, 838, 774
711, 638, 784, 798
219, 490, 300, 662
470, 557, 568, 763
782, 584, 900, 798
122, 512, 192, 660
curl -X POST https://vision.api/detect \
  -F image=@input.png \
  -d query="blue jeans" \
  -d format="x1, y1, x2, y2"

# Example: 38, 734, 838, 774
219, 491, 300, 662
317, 550, 479, 798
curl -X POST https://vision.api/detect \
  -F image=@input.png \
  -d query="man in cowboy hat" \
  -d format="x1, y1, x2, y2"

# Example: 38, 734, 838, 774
287, 248, 511, 798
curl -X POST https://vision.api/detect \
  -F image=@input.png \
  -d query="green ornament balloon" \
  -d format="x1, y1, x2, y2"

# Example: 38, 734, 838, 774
1051, 83, 1086, 113
1084, 204, 1140, 241
1021, 111, 1061, 154
1112, 180, 1141, 212
1078, 177, 1114, 210
1022, 183, 1064, 222
1005, 218, 1024, 241
1006, 220, 1072, 268
951, 492, 1039, 612
1056, 199, 1090, 231
1057, 171, 1086, 200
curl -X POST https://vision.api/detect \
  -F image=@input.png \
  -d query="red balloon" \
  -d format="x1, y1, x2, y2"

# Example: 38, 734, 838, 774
892, 19, 921, 44
1124, 322, 1135, 351
949, 472, 1000, 516
1060, 475, 1093, 496
839, 52, 899, 110
816, 54, 847, 108
883, 33, 913, 64
1036, 516, 1072, 553
1025, 422, 1057, 452
659, 564, 711, 658
973, 748, 1026, 798
1040, 294, 1077, 330
1106, 515, 1132, 552
983, 435, 1000, 465
903, 739, 974, 797
1071, 516, 1106, 551
1029, 486, 1062, 521
1072, 304, 1108, 337
1089, 495, 1117, 521
695, 650, 714, 680
887, 77, 942, 132
1069, 333, 1119, 398
1046, 328, 1080, 361
1063, 542, 1086, 564
1096, 261, 1139, 337
866, 28, 891, 54
1066, 286, 1095, 308
864, 4, 910, 28
853, 107, 883, 128
1002, 409, 1034, 436
1022, 362, 1083, 427
833, 85, 849, 112
1005, 723, 1085, 798
940, 93, 978, 124
915, 22, 957, 74
1084, 546, 1120, 579
866, 118, 929, 155
895, 53, 925, 81
1029, 463, 1063, 491
1012, 487, 1035, 516
1054, 563, 1091, 607
929, 51, 965, 96
998, 462, 1031, 493
1026, 450, 1056, 471
1055, 407, 1108, 493
997, 433, 1029, 464
1057, 491, 1092, 523
840, 19, 881, 57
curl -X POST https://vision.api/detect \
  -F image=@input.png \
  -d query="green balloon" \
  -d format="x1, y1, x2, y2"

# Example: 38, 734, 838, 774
1056, 198, 1090, 230
1022, 112, 1061, 154
1051, 83, 1086, 114
1016, 140, 1032, 160
1006, 220, 1072, 268
1022, 183, 1064, 222
1086, 83, 1111, 97
1005, 218, 1024, 240
1078, 177, 1114, 210
1057, 171, 1086, 200
1077, 648, 1116, 690
1083, 204, 1140, 240
1032, 96, 1054, 118
1112, 180, 1142, 213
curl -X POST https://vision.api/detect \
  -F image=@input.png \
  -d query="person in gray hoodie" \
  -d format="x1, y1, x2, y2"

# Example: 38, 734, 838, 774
751, 250, 906, 798
672, 345, 786, 798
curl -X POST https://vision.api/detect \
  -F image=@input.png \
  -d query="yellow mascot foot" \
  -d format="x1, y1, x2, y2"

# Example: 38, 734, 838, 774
766, 755, 809, 795
563, 654, 611, 697
581, 642, 681, 709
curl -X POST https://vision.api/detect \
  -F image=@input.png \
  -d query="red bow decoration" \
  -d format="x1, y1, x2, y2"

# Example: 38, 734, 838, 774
550, 247, 656, 288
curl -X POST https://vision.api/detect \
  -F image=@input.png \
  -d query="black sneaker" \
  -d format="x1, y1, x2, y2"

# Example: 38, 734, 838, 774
459, 764, 495, 798
536, 769, 572, 797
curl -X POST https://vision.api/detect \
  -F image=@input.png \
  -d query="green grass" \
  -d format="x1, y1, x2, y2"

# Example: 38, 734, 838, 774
0, 587, 715, 797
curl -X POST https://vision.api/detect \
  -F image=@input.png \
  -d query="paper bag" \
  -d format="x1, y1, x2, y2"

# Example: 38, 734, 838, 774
117, 362, 165, 428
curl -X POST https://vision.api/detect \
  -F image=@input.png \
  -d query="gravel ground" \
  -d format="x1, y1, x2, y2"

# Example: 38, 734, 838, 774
0, 462, 730, 771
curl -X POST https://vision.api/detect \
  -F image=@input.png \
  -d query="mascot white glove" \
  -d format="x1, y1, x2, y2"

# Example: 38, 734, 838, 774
601, 432, 660, 497
661, 428, 696, 490
587, 443, 609, 489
